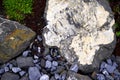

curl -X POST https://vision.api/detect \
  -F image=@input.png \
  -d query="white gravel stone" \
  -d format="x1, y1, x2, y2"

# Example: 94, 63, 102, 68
19, 71, 26, 76
12, 67, 21, 73
102, 69, 109, 76
100, 62, 107, 71
107, 59, 112, 65
39, 74, 49, 80
29, 67, 41, 80
45, 60, 52, 69
37, 35, 42, 42
34, 55, 39, 59
8, 64, 13, 70
70, 64, 79, 72
97, 74, 105, 80
38, 47, 41, 53
33, 60, 39, 64
45, 55, 53, 61
54, 74, 61, 80
52, 61, 58, 67
22, 50, 31, 57
4, 67, 9, 72
105, 64, 116, 73
35, 64, 41, 70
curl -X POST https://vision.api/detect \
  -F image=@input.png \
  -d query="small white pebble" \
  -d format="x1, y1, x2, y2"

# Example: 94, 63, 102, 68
54, 74, 61, 80
22, 50, 31, 57
34, 55, 39, 59
8, 64, 13, 69
37, 35, 42, 42
45, 55, 53, 61
52, 61, 58, 67
39, 74, 49, 80
19, 71, 26, 76
12, 67, 21, 73
38, 47, 41, 53
4, 67, 9, 72
70, 64, 79, 72
107, 59, 112, 65
33, 60, 39, 64
45, 60, 52, 69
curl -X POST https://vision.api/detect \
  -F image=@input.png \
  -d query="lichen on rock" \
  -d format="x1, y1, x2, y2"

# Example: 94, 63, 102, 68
43, 0, 116, 73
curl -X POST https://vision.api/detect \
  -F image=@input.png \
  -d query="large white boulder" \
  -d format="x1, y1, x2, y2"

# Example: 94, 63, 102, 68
43, 0, 116, 73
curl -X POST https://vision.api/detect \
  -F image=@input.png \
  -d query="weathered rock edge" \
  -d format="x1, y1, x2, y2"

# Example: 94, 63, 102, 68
43, 0, 116, 73
0, 17, 36, 63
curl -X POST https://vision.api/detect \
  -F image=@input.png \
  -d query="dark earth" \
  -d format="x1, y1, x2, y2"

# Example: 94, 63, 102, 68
0, 0, 120, 57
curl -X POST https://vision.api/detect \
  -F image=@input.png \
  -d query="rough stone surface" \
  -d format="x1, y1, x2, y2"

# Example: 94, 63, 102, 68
1, 72, 20, 80
66, 71, 92, 80
17, 57, 34, 68
0, 17, 36, 63
43, 0, 116, 73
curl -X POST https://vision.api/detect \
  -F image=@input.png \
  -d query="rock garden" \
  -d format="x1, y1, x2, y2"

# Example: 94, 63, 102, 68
0, 0, 120, 80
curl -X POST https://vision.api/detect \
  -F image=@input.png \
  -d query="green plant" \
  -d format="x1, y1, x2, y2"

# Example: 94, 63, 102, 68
3, 0, 33, 21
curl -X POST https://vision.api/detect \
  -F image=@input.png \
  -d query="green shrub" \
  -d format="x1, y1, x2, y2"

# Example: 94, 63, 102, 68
3, 0, 33, 21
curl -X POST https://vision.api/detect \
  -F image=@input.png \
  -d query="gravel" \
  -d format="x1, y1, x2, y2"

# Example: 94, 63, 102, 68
28, 67, 41, 80
0, 35, 120, 80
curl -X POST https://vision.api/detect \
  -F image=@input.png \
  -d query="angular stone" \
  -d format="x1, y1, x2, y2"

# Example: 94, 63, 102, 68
67, 71, 92, 80
43, 0, 116, 73
0, 17, 36, 63
28, 67, 41, 80
1, 72, 20, 80
17, 57, 34, 68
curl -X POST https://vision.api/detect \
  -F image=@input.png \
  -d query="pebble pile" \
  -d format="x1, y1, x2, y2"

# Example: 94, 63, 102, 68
0, 35, 120, 80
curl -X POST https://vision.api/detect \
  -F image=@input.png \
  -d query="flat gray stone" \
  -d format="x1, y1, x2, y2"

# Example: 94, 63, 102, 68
0, 17, 36, 63
1, 72, 20, 80
17, 57, 34, 68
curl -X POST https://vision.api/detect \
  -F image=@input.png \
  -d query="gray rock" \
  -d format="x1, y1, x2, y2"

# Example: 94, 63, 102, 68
28, 67, 41, 80
102, 69, 109, 76
106, 75, 114, 80
19, 71, 26, 76
45, 55, 53, 61
105, 64, 116, 73
37, 35, 42, 42
17, 57, 34, 68
40, 59, 46, 68
1, 72, 20, 80
22, 50, 31, 57
0, 17, 36, 63
52, 61, 58, 67
97, 74, 105, 80
19, 75, 29, 80
4, 67, 9, 72
39, 74, 49, 80
45, 60, 52, 69
70, 64, 79, 72
43, 0, 116, 73
12, 67, 21, 73
67, 71, 92, 80
107, 59, 112, 65
100, 62, 107, 71
54, 73, 61, 80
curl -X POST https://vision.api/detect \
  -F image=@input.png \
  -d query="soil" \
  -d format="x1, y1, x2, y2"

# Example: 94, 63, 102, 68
0, 0, 120, 56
